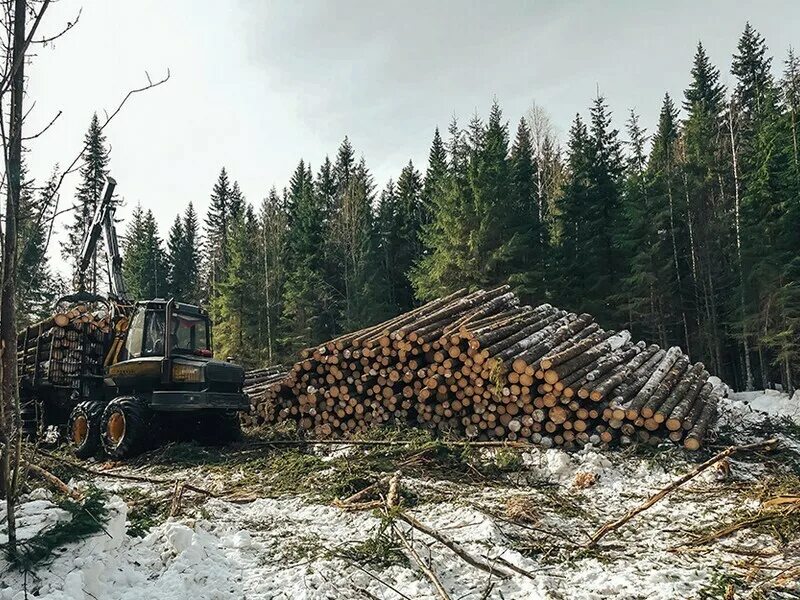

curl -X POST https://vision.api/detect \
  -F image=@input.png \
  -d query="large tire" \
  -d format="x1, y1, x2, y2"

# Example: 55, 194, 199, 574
67, 401, 105, 459
196, 410, 242, 446
100, 397, 152, 459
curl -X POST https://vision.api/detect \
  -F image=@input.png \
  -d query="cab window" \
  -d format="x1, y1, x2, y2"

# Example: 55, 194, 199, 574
124, 309, 146, 358
143, 311, 166, 356
171, 314, 209, 354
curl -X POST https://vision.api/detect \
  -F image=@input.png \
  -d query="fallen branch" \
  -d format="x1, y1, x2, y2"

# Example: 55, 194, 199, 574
21, 459, 82, 501
585, 438, 779, 548
396, 510, 514, 579
392, 520, 452, 600
333, 475, 392, 507
34, 449, 217, 497
247, 439, 536, 449
169, 481, 186, 517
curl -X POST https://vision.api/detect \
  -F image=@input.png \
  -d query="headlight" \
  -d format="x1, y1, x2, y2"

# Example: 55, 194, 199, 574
172, 364, 204, 382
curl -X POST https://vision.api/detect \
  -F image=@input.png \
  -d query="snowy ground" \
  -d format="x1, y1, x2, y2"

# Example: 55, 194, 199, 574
1, 391, 798, 600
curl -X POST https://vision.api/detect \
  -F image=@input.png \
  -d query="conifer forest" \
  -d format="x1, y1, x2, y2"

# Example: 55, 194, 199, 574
25, 25, 800, 394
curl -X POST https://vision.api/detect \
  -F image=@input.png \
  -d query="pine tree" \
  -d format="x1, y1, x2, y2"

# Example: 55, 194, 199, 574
422, 127, 447, 220
61, 114, 110, 292
123, 205, 168, 300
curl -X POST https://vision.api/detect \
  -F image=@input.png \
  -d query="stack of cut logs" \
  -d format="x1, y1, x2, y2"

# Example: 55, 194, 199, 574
17, 306, 110, 389
241, 365, 290, 427
244, 286, 721, 451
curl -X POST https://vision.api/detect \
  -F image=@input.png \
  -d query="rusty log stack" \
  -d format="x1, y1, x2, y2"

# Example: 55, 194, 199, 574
244, 286, 721, 450
16, 305, 110, 389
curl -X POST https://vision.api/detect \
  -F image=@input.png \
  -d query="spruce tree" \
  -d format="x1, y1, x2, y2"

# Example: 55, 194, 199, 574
393, 161, 424, 311
123, 205, 168, 300
258, 187, 289, 363
375, 179, 399, 315
203, 168, 233, 300
648, 93, 692, 350
422, 127, 447, 221
681, 42, 732, 379
412, 118, 477, 298
166, 203, 200, 303
282, 160, 329, 350
213, 204, 261, 366
508, 117, 546, 300
61, 113, 110, 292
16, 167, 59, 326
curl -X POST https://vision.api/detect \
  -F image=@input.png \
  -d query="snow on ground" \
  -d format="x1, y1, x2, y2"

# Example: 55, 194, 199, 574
1, 391, 798, 600
730, 389, 800, 422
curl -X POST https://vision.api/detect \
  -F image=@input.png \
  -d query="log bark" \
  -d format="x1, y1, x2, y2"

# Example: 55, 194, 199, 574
624, 347, 683, 420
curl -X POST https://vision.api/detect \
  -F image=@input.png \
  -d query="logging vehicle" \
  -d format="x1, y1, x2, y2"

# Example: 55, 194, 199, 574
17, 177, 248, 459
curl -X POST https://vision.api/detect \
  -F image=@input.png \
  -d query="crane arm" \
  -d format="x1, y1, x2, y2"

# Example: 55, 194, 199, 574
79, 176, 128, 302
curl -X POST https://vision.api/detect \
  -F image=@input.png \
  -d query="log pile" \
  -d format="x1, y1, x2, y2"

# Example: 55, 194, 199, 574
241, 366, 290, 427
16, 306, 110, 389
244, 287, 722, 450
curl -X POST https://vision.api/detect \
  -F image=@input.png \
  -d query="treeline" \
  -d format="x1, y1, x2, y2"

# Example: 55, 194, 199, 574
29, 24, 798, 392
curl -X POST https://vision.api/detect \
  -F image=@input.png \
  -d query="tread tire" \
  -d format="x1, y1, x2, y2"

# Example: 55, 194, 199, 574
68, 401, 105, 459
100, 397, 152, 459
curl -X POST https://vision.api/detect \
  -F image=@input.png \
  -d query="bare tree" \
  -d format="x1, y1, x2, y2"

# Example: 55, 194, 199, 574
0, 1, 168, 558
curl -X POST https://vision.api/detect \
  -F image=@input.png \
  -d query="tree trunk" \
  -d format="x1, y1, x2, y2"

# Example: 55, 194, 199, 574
0, 0, 27, 557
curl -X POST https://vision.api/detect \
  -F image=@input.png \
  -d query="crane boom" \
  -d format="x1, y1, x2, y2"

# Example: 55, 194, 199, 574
79, 176, 128, 301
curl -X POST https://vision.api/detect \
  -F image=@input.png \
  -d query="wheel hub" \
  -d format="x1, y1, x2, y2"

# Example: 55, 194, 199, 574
107, 412, 126, 444
72, 415, 88, 444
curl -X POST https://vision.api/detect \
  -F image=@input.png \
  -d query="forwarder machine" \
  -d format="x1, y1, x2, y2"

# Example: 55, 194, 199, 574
18, 177, 248, 459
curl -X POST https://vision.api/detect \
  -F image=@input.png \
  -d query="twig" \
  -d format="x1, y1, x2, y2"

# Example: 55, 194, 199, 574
486, 555, 537, 581
22, 109, 61, 140
396, 510, 513, 579
585, 438, 779, 548
392, 521, 452, 600
343, 559, 413, 600
20, 459, 82, 500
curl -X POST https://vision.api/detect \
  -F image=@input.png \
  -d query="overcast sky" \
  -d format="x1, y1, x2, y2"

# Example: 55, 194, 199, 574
24, 0, 800, 270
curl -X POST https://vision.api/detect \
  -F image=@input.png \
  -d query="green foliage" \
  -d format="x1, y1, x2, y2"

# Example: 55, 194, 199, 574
16, 167, 61, 326
6, 487, 109, 571
61, 114, 111, 293
166, 203, 201, 304
123, 204, 168, 300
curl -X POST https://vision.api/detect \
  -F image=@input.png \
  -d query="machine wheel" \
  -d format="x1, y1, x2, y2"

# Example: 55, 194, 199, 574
100, 397, 152, 459
67, 401, 105, 459
197, 410, 242, 445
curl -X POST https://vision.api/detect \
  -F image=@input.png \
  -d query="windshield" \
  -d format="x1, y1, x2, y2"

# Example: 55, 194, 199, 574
143, 311, 166, 356
170, 313, 209, 354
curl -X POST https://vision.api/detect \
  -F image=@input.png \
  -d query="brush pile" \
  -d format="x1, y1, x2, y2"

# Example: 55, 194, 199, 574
244, 286, 722, 450
17, 305, 111, 388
